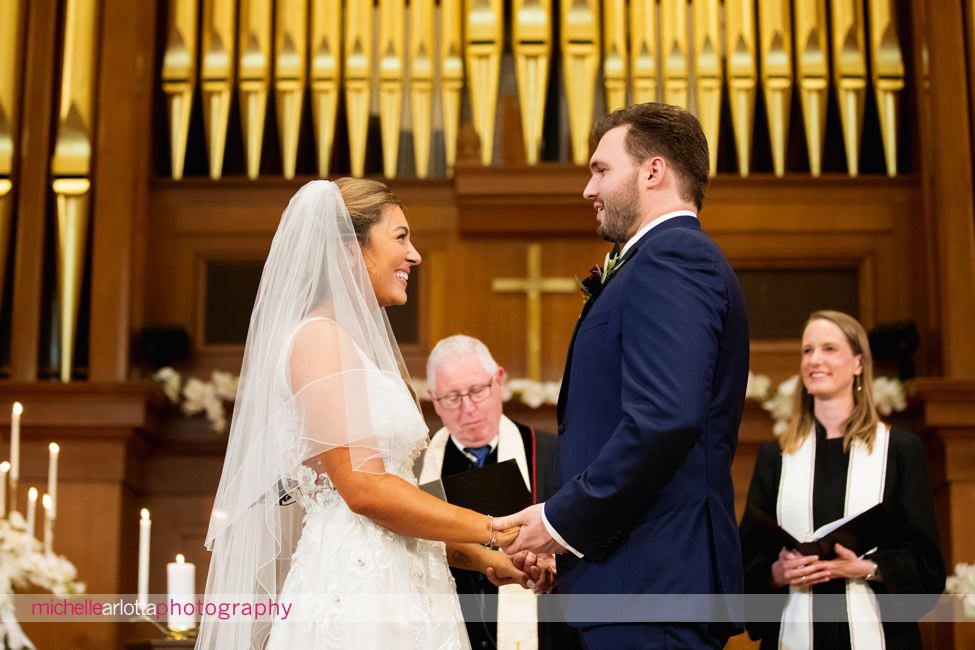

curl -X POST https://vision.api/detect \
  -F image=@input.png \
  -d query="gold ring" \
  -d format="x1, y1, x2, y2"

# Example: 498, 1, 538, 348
801, 575, 807, 584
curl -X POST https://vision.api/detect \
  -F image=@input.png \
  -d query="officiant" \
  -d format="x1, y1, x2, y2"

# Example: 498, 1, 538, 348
739, 311, 945, 649
417, 335, 578, 650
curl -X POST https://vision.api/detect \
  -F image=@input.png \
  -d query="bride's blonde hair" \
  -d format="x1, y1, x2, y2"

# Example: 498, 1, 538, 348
779, 310, 880, 454
333, 177, 404, 244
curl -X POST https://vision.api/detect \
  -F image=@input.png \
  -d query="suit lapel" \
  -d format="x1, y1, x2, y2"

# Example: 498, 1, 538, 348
556, 216, 700, 425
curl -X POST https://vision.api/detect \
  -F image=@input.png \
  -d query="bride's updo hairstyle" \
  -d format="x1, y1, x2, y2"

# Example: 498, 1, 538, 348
333, 177, 405, 245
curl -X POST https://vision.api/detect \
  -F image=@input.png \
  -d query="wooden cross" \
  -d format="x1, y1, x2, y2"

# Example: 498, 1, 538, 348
491, 243, 577, 380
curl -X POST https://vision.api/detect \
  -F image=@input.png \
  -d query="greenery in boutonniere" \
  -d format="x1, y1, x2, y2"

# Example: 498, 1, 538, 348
576, 250, 623, 302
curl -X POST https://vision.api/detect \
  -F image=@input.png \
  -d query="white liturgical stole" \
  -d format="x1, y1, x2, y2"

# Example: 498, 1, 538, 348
777, 423, 890, 650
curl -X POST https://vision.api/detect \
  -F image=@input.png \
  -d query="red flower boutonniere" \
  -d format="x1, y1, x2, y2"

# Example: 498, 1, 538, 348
576, 250, 623, 303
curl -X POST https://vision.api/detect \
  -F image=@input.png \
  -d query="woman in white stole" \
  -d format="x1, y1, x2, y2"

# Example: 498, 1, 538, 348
740, 311, 945, 650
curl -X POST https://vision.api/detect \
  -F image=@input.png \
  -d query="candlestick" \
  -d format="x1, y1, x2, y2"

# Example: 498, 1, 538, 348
138, 508, 151, 606
166, 554, 197, 631
10, 403, 21, 512
26, 487, 37, 538
0, 461, 8, 517
42, 493, 53, 553
48, 443, 59, 520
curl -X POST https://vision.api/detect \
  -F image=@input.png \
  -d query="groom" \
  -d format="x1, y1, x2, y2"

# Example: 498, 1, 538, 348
494, 103, 749, 648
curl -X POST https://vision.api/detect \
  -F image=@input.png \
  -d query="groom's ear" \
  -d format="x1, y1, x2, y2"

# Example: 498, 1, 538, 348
642, 157, 665, 187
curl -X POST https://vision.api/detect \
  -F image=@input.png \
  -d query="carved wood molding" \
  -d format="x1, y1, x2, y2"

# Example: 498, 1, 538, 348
0, 382, 157, 431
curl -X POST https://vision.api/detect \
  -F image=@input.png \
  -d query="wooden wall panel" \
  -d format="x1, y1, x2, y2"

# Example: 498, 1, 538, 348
145, 174, 923, 385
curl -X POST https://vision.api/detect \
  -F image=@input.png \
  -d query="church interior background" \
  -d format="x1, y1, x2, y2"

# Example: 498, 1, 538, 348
0, 0, 974, 647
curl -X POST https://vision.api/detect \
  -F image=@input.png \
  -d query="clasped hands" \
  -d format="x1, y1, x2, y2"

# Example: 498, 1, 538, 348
771, 543, 879, 589
485, 503, 563, 593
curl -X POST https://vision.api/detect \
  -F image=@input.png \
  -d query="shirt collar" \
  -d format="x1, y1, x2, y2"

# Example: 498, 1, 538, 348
449, 434, 498, 462
619, 210, 698, 258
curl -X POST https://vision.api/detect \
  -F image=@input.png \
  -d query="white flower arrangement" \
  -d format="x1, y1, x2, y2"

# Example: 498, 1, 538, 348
946, 562, 975, 619
746, 374, 909, 436
1, 511, 85, 650
152, 367, 239, 433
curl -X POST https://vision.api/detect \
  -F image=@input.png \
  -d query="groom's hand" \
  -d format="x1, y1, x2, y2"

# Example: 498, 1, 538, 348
492, 503, 566, 556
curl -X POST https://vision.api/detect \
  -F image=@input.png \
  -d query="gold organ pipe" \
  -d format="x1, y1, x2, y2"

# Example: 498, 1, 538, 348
629, 0, 658, 105
759, 0, 793, 177
161, 0, 197, 180
660, 0, 689, 109
602, 0, 627, 112
275, 0, 308, 179
51, 0, 100, 382
725, 0, 758, 176
867, 0, 905, 176
410, 0, 435, 177
440, 0, 464, 175
200, 0, 237, 179
513, 0, 552, 164
310, 0, 342, 177
345, 0, 372, 177
238, 0, 271, 179
794, 0, 828, 176
378, 0, 405, 177
693, 0, 722, 176
465, 0, 504, 165
561, 0, 600, 164
830, 0, 867, 176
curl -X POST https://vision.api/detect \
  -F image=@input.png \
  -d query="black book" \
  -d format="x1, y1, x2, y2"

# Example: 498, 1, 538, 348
747, 503, 890, 559
419, 459, 532, 516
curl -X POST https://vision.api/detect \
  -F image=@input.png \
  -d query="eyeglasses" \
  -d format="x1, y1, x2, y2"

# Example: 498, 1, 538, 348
434, 378, 494, 409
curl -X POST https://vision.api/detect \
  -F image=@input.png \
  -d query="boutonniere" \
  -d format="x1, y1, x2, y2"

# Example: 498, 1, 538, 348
576, 250, 623, 302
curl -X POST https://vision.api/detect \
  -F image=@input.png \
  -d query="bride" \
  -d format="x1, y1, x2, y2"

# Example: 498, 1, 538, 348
196, 179, 526, 649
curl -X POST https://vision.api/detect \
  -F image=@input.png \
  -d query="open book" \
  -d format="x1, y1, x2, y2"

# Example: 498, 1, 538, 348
747, 503, 890, 559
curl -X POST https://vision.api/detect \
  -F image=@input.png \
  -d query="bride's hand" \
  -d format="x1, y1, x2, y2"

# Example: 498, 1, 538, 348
494, 526, 520, 549
484, 550, 530, 588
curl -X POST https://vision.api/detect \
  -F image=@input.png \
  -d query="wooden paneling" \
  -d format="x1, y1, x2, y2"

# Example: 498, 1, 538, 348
145, 173, 923, 383
9, 0, 60, 380
89, 0, 158, 381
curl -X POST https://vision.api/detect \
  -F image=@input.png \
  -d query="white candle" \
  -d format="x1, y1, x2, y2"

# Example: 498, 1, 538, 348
42, 493, 53, 553
166, 554, 197, 631
0, 461, 8, 517
47, 443, 59, 520
26, 487, 37, 538
137, 508, 151, 605
10, 403, 21, 484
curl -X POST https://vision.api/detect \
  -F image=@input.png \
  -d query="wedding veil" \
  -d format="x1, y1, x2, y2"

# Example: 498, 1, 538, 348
196, 180, 417, 649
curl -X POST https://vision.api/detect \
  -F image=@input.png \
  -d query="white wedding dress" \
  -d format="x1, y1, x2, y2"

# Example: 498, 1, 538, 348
266, 335, 470, 650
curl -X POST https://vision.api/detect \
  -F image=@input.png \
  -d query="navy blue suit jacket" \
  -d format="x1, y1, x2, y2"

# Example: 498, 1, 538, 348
546, 215, 748, 622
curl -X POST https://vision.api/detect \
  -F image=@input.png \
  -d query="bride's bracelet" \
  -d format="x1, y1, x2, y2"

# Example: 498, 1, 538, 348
486, 517, 497, 549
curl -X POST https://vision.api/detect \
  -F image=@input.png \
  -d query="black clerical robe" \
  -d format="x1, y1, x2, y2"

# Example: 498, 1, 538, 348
419, 419, 580, 650
739, 424, 946, 649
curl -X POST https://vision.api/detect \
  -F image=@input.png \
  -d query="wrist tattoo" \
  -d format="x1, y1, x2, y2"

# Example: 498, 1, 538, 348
450, 550, 473, 568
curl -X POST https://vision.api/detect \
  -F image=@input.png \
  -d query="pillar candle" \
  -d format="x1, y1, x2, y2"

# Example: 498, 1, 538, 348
10, 403, 21, 490
26, 487, 37, 538
0, 461, 8, 517
42, 493, 53, 553
166, 554, 197, 631
47, 443, 59, 519
138, 508, 151, 605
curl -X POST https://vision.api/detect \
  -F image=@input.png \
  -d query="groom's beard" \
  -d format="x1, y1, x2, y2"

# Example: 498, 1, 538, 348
597, 171, 642, 244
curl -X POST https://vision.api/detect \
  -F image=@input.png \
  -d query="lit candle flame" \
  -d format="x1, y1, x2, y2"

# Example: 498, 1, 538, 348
176, 554, 185, 564
141, 508, 150, 521
28, 487, 37, 501
0, 462, 9, 472
12, 402, 22, 416
49, 442, 60, 455
42, 494, 52, 509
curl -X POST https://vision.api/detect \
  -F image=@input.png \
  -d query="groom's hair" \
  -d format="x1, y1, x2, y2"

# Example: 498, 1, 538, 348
591, 103, 710, 210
